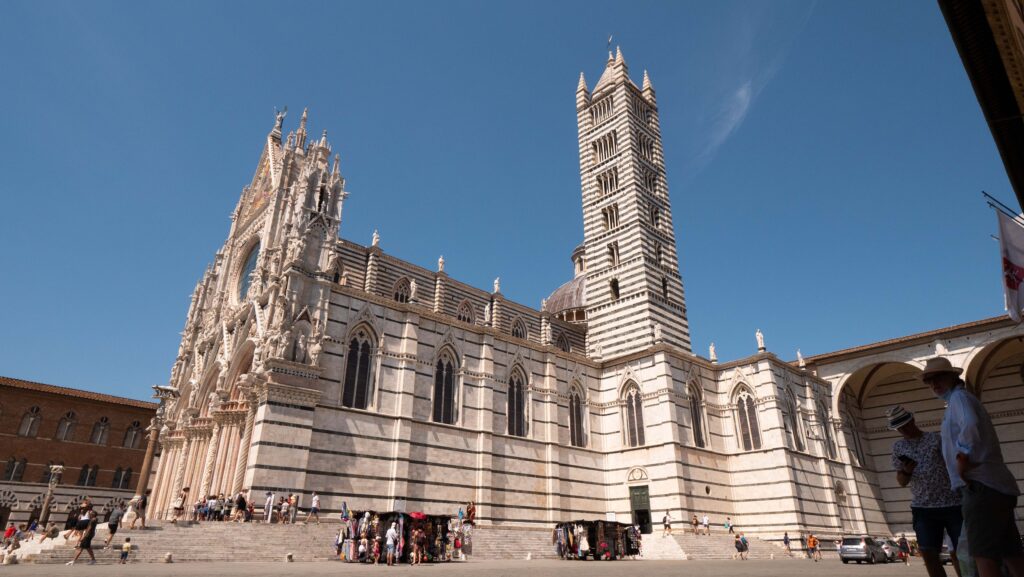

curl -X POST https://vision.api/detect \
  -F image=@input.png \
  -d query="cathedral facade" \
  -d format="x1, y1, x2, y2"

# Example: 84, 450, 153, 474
149, 51, 1024, 540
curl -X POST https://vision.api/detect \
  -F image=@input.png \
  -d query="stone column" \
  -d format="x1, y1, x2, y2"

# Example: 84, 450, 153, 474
168, 436, 193, 519
364, 247, 381, 294
134, 418, 161, 499
199, 422, 221, 497
433, 272, 446, 313
231, 394, 259, 495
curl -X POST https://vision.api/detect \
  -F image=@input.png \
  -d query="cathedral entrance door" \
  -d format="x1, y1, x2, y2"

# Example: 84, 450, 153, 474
628, 485, 652, 534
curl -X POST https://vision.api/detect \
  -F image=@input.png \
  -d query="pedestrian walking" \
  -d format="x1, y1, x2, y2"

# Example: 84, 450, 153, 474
120, 537, 132, 564
289, 494, 299, 524
65, 510, 97, 565
280, 496, 289, 524
662, 511, 673, 537
103, 503, 125, 548
807, 533, 820, 562
129, 491, 148, 529
233, 489, 248, 522
702, 513, 710, 535
886, 403, 961, 577
171, 487, 189, 524
691, 514, 699, 535
898, 534, 911, 565
724, 516, 734, 534
305, 491, 320, 525
924, 357, 1024, 577
783, 531, 792, 556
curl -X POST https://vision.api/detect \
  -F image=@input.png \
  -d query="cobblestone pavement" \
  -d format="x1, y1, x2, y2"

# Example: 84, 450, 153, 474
1, 559, 933, 576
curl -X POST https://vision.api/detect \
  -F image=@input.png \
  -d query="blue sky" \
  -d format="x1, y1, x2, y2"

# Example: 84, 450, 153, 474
0, 1, 1012, 400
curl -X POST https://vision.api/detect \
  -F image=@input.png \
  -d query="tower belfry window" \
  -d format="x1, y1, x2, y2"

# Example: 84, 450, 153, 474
592, 131, 617, 164
608, 242, 620, 267
602, 203, 619, 230
590, 95, 614, 125
609, 278, 620, 300
597, 167, 618, 195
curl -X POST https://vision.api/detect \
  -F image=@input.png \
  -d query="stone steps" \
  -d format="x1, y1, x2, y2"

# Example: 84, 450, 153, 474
668, 532, 784, 560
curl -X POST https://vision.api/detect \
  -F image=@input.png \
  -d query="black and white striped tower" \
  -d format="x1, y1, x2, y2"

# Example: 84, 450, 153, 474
576, 48, 691, 359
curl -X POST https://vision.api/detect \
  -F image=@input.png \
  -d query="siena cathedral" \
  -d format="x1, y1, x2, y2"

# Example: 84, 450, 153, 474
150, 50, 1024, 539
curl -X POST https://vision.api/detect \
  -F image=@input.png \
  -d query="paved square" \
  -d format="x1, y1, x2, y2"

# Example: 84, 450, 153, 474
0, 559, 935, 577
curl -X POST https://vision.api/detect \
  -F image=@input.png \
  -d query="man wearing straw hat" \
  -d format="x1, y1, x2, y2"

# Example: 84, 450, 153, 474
921, 356, 1023, 577
886, 404, 961, 577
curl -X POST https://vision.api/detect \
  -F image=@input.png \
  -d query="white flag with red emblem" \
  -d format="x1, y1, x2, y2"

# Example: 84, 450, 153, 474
997, 210, 1024, 322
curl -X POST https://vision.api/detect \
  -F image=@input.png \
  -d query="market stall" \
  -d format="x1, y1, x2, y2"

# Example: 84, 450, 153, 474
554, 520, 641, 560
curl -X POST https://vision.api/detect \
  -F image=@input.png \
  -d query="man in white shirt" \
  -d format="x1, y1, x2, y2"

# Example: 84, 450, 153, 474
305, 492, 320, 525
702, 514, 710, 536
385, 522, 399, 566
923, 357, 1023, 577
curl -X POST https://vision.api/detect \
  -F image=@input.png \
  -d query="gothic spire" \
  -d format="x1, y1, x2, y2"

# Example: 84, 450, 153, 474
295, 107, 309, 150
577, 72, 588, 93
642, 69, 652, 91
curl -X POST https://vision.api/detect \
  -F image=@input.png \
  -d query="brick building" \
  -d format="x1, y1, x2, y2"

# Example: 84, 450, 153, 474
0, 376, 156, 528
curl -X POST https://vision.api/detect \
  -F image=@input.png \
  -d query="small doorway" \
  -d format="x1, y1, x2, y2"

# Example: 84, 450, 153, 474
629, 485, 652, 534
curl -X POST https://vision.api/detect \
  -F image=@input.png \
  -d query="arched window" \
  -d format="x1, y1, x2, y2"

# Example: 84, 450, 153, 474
511, 318, 527, 340
75, 464, 95, 486
89, 417, 110, 445
3, 458, 26, 482
432, 351, 457, 425
111, 467, 132, 490
609, 278, 620, 300
507, 368, 528, 437
123, 421, 143, 449
393, 278, 411, 303
841, 391, 867, 467
456, 301, 474, 324
623, 382, 646, 447
735, 389, 761, 451
556, 333, 571, 353
655, 244, 664, 266
569, 385, 586, 448
784, 391, 806, 452
342, 327, 375, 409
688, 384, 706, 448
18, 406, 41, 437
818, 401, 837, 459
237, 242, 261, 301
55, 411, 76, 441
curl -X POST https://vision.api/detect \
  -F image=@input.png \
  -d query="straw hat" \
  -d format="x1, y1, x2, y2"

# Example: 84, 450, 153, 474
919, 357, 963, 380
886, 406, 914, 430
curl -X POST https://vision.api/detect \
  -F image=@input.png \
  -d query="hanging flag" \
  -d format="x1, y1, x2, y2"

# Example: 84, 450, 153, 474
997, 210, 1024, 322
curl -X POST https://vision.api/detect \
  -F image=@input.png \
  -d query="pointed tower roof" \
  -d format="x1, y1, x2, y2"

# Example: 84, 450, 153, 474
593, 51, 617, 92
642, 69, 652, 91
577, 72, 588, 93
615, 45, 625, 66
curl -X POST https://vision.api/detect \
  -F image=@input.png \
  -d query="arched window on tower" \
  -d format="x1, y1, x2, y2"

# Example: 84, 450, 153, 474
432, 351, 458, 425
784, 391, 805, 452
89, 417, 110, 445
507, 368, 528, 437
456, 301, 474, 324
55, 411, 76, 441
608, 242, 620, 267
569, 385, 586, 448
662, 277, 669, 300
123, 421, 143, 449
609, 278, 620, 300
818, 401, 837, 459
511, 318, 528, 340
393, 278, 411, 303
342, 327, 376, 410
18, 406, 41, 437
655, 244, 664, 267
688, 384, 706, 448
623, 382, 646, 447
735, 388, 761, 451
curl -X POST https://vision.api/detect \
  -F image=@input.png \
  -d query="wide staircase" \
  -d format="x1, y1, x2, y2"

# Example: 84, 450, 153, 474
465, 525, 558, 560
23, 522, 562, 564
639, 532, 687, 560
668, 531, 784, 560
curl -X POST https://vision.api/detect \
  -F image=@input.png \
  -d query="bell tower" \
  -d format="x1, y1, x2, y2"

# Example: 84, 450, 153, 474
577, 48, 691, 359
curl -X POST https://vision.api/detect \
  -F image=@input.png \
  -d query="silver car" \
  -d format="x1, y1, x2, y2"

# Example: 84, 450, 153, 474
874, 538, 899, 563
839, 536, 888, 564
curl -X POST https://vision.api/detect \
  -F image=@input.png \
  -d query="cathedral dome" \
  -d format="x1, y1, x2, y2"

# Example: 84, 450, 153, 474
546, 275, 586, 315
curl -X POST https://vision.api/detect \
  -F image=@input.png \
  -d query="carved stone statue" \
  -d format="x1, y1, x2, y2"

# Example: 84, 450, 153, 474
653, 322, 663, 342
294, 332, 307, 363
438, 255, 445, 272
409, 279, 418, 303
188, 384, 199, 409
540, 298, 547, 312
371, 229, 380, 247
709, 342, 718, 363
483, 303, 491, 324
273, 106, 287, 131
493, 277, 501, 293
309, 336, 322, 367
756, 329, 765, 351
797, 349, 806, 369
279, 328, 292, 358
207, 391, 221, 414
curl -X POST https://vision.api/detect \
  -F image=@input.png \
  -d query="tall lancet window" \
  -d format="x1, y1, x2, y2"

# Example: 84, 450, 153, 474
623, 382, 645, 447
238, 243, 260, 301
432, 351, 457, 425
818, 401, 837, 459
569, 385, 586, 448
342, 327, 375, 410
735, 388, 761, 451
688, 384, 706, 448
507, 368, 527, 437
785, 391, 806, 452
